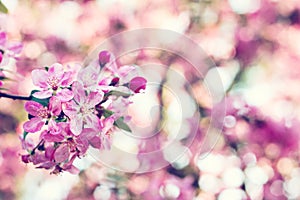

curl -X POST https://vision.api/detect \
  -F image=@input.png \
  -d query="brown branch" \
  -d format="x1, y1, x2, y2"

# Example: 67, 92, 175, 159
0, 92, 31, 101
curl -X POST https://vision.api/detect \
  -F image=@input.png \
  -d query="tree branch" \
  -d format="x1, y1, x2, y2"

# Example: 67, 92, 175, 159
0, 92, 31, 101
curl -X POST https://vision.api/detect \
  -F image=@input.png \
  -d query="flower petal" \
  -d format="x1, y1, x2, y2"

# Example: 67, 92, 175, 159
49, 96, 62, 116
54, 144, 70, 163
77, 65, 100, 88
89, 136, 101, 149
70, 115, 83, 136
23, 117, 44, 133
25, 101, 43, 116
129, 76, 147, 93
48, 63, 64, 80
101, 116, 115, 135
72, 81, 85, 105
84, 114, 100, 129
118, 65, 136, 79
61, 71, 74, 87
86, 91, 103, 108
32, 90, 52, 99
56, 88, 74, 102
81, 128, 97, 139
0, 32, 7, 46
62, 101, 78, 118
32, 69, 49, 88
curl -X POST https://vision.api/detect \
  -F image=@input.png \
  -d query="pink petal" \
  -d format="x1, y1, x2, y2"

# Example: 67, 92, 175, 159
43, 132, 64, 142
0, 32, 7, 46
25, 101, 43, 116
86, 91, 103, 108
76, 137, 89, 155
89, 136, 101, 149
32, 90, 52, 99
32, 152, 48, 165
56, 88, 74, 102
48, 63, 64, 80
118, 65, 136, 78
0, 54, 3, 65
48, 120, 62, 135
7, 42, 23, 55
54, 144, 70, 163
81, 128, 97, 139
23, 117, 44, 133
45, 146, 55, 160
61, 71, 74, 87
64, 165, 80, 174
101, 117, 115, 135
129, 76, 147, 93
49, 96, 62, 116
37, 161, 56, 170
62, 101, 78, 118
84, 114, 100, 129
77, 65, 100, 87
70, 115, 83, 136
72, 81, 85, 105
32, 69, 49, 88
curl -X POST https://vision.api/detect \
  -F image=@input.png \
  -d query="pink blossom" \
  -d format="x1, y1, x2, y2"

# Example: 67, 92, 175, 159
63, 81, 104, 135
107, 64, 137, 83
77, 64, 101, 91
23, 96, 62, 133
31, 63, 74, 101
0, 31, 23, 66
129, 76, 147, 93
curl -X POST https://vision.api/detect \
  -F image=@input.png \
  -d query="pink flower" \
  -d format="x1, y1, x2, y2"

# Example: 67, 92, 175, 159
31, 63, 74, 101
23, 96, 62, 133
107, 64, 137, 83
63, 81, 104, 135
129, 76, 147, 93
77, 64, 101, 91
0, 31, 23, 66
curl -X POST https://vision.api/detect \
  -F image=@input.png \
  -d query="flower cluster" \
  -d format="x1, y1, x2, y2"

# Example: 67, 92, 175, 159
0, 31, 22, 87
20, 50, 147, 174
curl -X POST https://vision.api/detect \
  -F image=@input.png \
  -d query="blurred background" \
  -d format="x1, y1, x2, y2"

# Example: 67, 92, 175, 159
0, 0, 300, 199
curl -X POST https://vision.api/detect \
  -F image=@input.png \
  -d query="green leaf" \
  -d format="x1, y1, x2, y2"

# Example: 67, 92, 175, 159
0, 1, 8, 14
30, 90, 50, 106
103, 109, 114, 118
23, 131, 29, 139
107, 90, 132, 98
114, 117, 132, 132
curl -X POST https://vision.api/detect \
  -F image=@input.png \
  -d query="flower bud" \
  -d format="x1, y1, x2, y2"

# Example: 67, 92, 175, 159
98, 50, 111, 67
129, 77, 147, 93
21, 154, 31, 163
109, 77, 119, 86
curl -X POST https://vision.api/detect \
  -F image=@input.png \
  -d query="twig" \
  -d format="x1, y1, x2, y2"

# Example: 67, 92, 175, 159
0, 92, 31, 101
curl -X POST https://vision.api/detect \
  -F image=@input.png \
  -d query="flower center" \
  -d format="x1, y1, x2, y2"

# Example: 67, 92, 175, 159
47, 76, 59, 90
38, 107, 50, 118
80, 105, 93, 115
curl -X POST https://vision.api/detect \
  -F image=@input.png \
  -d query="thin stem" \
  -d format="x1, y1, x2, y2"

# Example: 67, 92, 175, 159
0, 92, 31, 101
